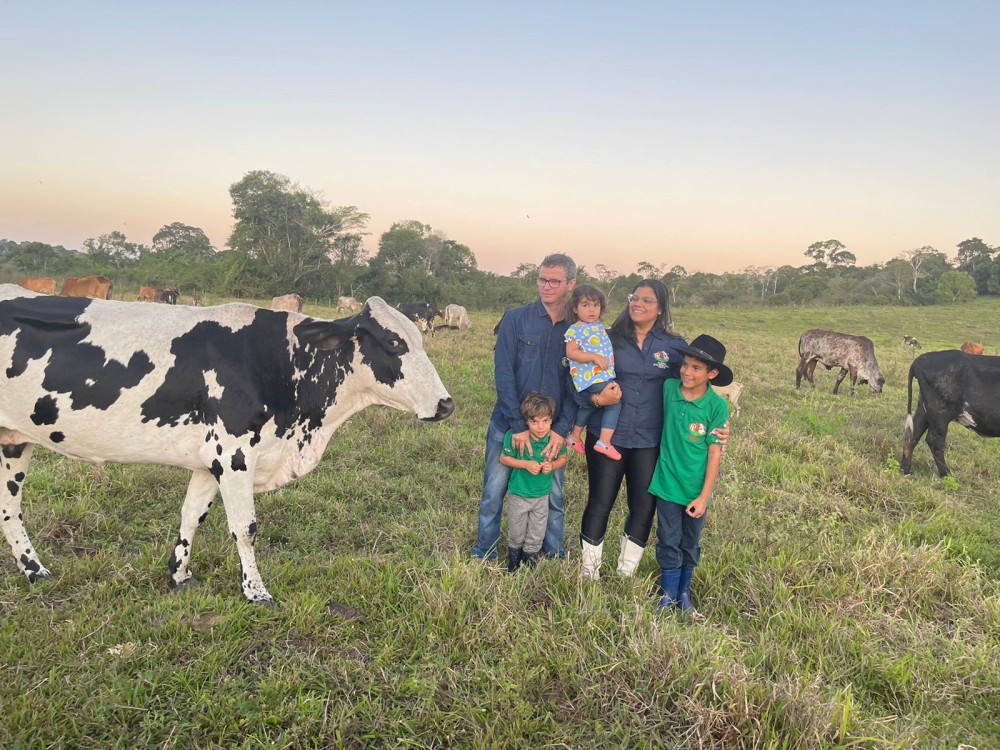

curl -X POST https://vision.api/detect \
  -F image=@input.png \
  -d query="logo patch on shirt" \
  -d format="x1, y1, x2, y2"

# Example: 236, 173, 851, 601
687, 422, 706, 441
653, 351, 670, 369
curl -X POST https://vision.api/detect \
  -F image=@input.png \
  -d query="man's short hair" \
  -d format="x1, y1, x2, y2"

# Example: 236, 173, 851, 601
540, 253, 577, 281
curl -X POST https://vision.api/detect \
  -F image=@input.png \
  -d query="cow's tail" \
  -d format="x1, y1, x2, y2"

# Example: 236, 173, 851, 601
904, 360, 917, 443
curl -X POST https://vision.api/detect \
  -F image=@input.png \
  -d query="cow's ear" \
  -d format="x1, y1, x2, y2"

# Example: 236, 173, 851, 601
293, 319, 354, 351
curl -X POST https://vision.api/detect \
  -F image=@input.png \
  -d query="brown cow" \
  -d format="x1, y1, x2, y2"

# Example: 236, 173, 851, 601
60, 275, 113, 300
18, 277, 57, 295
271, 293, 304, 313
961, 342, 984, 355
138, 286, 160, 302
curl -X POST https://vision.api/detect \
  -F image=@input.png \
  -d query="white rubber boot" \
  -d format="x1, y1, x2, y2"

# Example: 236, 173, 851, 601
616, 535, 645, 577
580, 540, 604, 581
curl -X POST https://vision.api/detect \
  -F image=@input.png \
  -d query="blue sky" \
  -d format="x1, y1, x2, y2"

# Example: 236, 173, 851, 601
2, 2, 998, 275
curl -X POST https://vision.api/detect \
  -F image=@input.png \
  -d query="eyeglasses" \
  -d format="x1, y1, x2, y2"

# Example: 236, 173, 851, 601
537, 277, 567, 288
628, 293, 658, 306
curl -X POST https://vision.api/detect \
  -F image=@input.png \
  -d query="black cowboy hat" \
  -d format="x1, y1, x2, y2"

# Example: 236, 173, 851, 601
674, 334, 733, 387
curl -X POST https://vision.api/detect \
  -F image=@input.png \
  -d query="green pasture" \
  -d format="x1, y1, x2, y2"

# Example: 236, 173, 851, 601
1, 299, 998, 749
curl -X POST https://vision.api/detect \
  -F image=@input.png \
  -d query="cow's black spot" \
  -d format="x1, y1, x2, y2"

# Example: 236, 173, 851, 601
50, 432, 65, 443
0, 296, 154, 410
197, 512, 209, 525
209, 459, 223, 481
2, 444, 27, 459
14, 472, 24, 482
216, 444, 222, 455
231, 449, 247, 472
6, 481, 19, 496
31, 395, 59, 425
168, 549, 181, 574
21, 554, 39, 573
248, 521, 257, 541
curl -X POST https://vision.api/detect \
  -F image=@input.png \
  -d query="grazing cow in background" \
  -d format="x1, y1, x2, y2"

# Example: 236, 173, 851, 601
337, 296, 362, 313
398, 302, 442, 334
712, 381, 745, 417
60, 275, 113, 300
796, 329, 884, 394
271, 293, 304, 313
442, 303, 472, 330
0, 286, 453, 605
18, 277, 56, 295
138, 286, 180, 304
901, 350, 1000, 476
902, 335, 921, 349
961, 341, 984, 355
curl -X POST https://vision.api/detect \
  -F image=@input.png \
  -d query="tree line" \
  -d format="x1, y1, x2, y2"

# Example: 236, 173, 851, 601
3, 170, 997, 311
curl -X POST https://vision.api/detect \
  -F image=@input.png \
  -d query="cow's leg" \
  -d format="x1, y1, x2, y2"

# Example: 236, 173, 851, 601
214, 454, 274, 606
168, 470, 219, 590
901, 407, 930, 475
924, 418, 952, 478
832, 368, 848, 394
0, 443, 51, 583
795, 358, 805, 388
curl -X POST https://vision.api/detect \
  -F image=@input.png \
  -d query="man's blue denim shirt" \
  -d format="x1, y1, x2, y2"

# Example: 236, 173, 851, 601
491, 300, 576, 437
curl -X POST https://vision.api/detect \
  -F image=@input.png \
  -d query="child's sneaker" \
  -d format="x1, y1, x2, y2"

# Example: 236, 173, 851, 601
594, 441, 621, 460
566, 436, 586, 455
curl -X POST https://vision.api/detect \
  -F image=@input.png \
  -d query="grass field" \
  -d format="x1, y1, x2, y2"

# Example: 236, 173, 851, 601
1, 298, 998, 749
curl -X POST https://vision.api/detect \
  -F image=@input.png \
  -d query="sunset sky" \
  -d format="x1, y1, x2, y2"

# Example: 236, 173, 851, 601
3, 2, 998, 276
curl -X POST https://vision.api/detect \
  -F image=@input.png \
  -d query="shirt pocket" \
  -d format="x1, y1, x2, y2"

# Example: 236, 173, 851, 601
518, 333, 541, 363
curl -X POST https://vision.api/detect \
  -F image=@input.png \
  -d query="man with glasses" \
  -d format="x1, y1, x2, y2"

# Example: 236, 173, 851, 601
472, 253, 578, 561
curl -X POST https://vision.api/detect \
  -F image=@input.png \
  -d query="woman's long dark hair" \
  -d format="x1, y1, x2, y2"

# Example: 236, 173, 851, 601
608, 279, 672, 346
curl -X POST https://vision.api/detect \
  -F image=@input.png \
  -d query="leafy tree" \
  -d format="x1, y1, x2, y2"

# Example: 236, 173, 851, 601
899, 246, 944, 295
635, 260, 663, 279
152, 222, 215, 260
804, 239, 845, 267
828, 249, 856, 268
227, 170, 368, 294
83, 231, 145, 268
935, 271, 977, 303
954, 237, 995, 295
663, 265, 687, 304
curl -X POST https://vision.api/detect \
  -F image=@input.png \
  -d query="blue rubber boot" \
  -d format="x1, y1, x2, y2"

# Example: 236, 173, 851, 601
678, 565, 696, 612
656, 568, 681, 611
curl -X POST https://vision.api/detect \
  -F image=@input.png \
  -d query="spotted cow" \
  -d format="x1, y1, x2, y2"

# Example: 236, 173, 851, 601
901, 350, 1000, 476
398, 302, 443, 334
796, 329, 884, 394
0, 286, 453, 605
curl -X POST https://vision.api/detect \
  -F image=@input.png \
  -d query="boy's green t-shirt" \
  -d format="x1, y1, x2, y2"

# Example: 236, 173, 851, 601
648, 379, 729, 506
502, 431, 567, 498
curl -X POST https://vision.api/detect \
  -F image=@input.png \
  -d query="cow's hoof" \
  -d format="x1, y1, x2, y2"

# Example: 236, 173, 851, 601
248, 595, 278, 609
169, 576, 201, 591
26, 567, 52, 583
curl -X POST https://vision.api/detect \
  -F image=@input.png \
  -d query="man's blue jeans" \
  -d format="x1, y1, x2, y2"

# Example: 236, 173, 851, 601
472, 422, 565, 560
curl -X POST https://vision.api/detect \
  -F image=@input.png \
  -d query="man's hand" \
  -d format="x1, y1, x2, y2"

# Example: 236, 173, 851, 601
526, 461, 542, 475
711, 421, 730, 447
539, 460, 553, 475
686, 498, 708, 518
543, 431, 565, 460
512, 430, 532, 455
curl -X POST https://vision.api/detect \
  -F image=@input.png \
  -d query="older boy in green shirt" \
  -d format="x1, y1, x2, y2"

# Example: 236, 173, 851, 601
648, 334, 733, 612
501, 393, 568, 572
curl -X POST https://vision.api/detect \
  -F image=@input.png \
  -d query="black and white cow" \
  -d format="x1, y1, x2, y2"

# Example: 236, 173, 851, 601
901, 350, 1000, 477
397, 302, 442, 334
0, 286, 453, 605
796, 329, 885, 394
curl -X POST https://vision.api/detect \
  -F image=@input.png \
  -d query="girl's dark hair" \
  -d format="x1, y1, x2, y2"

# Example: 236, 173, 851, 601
520, 391, 557, 420
568, 284, 608, 319
608, 279, 672, 346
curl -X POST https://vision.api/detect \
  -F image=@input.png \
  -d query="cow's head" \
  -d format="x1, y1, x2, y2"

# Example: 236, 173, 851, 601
859, 362, 885, 393
293, 297, 453, 421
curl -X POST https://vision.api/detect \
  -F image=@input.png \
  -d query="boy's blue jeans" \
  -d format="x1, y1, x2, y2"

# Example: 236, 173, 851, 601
654, 499, 707, 570
574, 380, 622, 431
472, 422, 565, 560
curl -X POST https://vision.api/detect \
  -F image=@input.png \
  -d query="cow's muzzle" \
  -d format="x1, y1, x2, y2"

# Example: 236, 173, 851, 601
422, 397, 455, 422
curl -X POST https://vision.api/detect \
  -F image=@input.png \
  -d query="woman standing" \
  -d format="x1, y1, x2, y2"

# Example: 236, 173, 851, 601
578, 279, 718, 580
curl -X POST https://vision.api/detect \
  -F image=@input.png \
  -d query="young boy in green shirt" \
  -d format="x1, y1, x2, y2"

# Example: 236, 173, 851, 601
500, 392, 569, 572
648, 334, 733, 612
